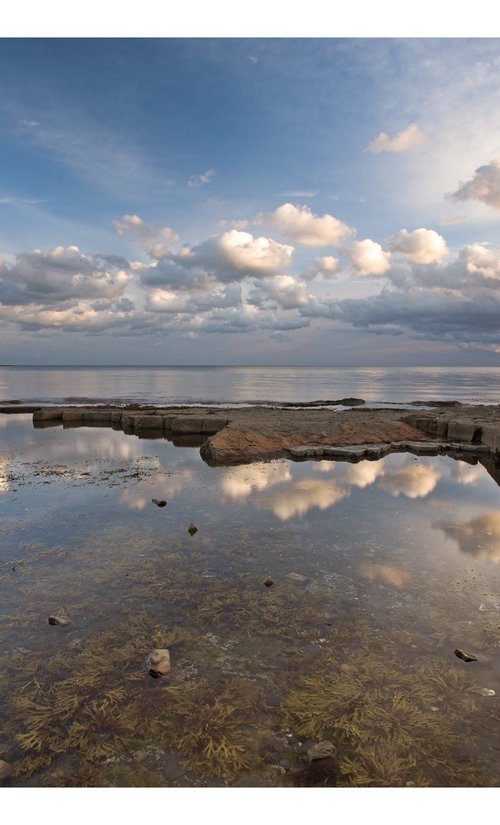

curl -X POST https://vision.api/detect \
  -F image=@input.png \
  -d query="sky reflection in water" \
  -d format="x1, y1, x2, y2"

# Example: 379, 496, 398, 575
1, 415, 499, 787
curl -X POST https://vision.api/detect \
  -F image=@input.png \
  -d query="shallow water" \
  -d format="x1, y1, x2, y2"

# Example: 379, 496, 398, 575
1, 415, 499, 787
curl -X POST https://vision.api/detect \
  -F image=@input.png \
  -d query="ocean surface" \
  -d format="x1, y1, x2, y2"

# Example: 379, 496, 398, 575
2, 365, 500, 406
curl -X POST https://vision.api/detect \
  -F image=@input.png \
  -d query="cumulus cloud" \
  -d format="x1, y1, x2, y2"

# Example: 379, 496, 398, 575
146, 283, 242, 314
113, 214, 180, 259
248, 275, 309, 310
388, 228, 449, 264
346, 239, 391, 276
260, 203, 353, 247
299, 242, 500, 347
368, 123, 426, 154
315, 256, 341, 277
0, 245, 132, 307
451, 159, 500, 209
0, 300, 137, 333
138, 229, 294, 291
187, 169, 215, 188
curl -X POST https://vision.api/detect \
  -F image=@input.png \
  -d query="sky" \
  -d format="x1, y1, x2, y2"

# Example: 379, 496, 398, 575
2, 32, 500, 365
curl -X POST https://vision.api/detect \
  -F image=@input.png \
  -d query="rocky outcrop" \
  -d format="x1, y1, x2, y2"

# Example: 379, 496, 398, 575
5, 401, 500, 467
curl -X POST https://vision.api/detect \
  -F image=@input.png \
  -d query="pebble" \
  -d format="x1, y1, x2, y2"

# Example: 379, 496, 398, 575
307, 741, 337, 763
187, 523, 198, 536
151, 499, 167, 507
454, 648, 478, 662
48, 615, 71, 627
146, 648, 171, 678
263, 577, 274, 587
480, 688, 496, 697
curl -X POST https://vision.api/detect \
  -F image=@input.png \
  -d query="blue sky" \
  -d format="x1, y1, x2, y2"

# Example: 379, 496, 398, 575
2, 36, 500, 364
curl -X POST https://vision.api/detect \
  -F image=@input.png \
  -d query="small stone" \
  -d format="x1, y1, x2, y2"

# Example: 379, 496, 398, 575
147, 648, 171, 678
286, 572, 306, 583
307, 741, 337, 763
479, 688, 495, 697
0, 760, 13, 781
263, 577, 274, 587
339, 663, 358, 675
454, 648, 478, 662
48, 615, 70, 627
152, 499, 167, 507
187, 523, 198, 536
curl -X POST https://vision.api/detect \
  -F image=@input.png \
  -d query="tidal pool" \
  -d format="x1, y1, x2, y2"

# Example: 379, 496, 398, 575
0, 415, 499, 787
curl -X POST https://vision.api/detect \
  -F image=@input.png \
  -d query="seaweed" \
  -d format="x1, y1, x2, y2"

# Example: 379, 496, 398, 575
155, 679, 264, 780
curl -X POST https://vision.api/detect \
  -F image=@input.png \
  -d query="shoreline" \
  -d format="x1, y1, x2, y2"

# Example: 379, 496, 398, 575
2, 401, 500, 477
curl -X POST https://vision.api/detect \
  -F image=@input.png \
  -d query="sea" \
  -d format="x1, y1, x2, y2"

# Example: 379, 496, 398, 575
2, 364, 500, 405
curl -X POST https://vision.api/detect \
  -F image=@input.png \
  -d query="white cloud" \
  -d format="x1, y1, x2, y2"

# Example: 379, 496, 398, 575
451, 159, 500, 209
0, 246, 132, 306
137, 229, 293, 292
315, 256, 341, 277
249, 275, 309, 310
187, 169, 215, 188
368, 123, 427, 154
346, 239, 391, 276
260, 202, 353, 247
388, 228, 449, 264
113, 214, 179, 260
211, 230, 294, 277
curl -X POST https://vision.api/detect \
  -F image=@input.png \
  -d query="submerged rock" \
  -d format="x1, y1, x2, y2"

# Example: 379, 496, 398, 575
263, 577, 274, 588
0, 760, 13, 781
286, 572, 306, 583
454, 648, 478, 662
187, 523, 198, 536
151, 499, 167, 507
307, 740, 336, 763
147, 648, 171, 678
48, 615, 71, 627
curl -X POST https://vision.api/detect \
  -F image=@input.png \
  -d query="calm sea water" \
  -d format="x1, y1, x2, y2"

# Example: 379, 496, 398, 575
2, 365, 500, 405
